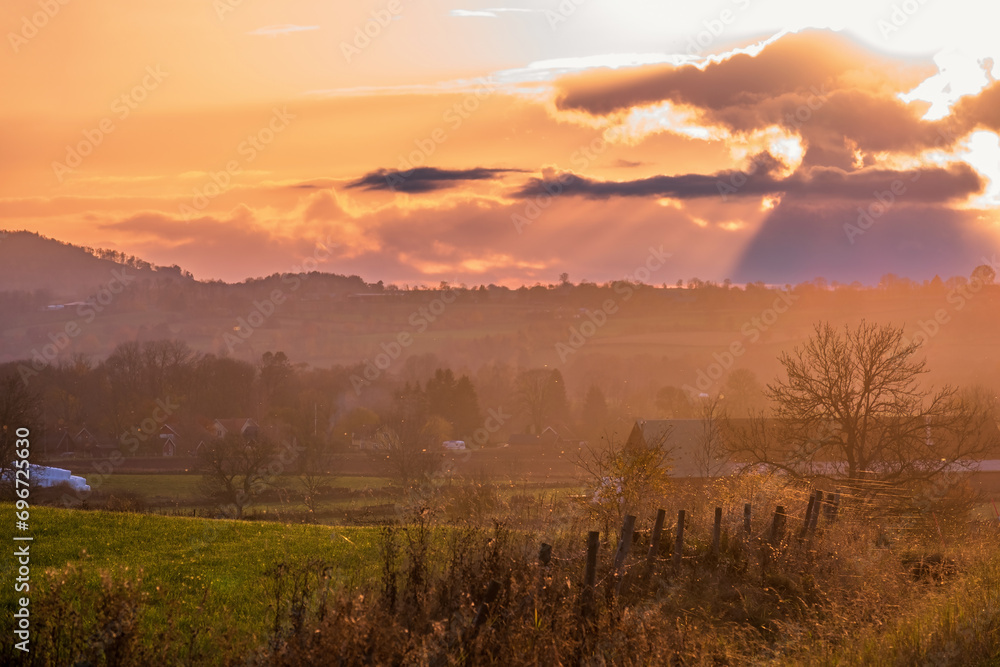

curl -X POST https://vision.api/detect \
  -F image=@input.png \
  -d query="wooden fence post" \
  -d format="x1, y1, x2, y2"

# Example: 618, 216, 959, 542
769, 505, 786, 545
808, 490, 823, 538
538, 543, 552, 566
799, 492, 816, 540
611, 515, 637, 597
536, 542, 552, 600
645, 509, 666, 581
827, 490, 841, 523
712, 507, 723, 559
672, 510, 686, 571
763, 505, 786, 574
471, 580, 501, 633
581, 531, 599, 620
744, 503, 752, 535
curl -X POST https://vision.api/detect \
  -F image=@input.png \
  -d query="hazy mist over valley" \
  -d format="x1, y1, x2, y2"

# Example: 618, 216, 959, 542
4, 1, 1000, 664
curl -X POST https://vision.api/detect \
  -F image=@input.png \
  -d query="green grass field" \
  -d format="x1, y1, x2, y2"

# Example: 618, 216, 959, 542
94, 473, 393, 499
1, 505, 381, 659
95, 474, 203, 498
86, 473, 582, 525
4, 501, 1000, 665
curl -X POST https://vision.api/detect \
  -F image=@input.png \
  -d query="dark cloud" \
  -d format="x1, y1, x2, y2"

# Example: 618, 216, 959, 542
551, 30, 965, 166
515, 160, 982, 203
719, 89, 955, 168
347, 166, 524, 193
614, 159, 647, 168
731, 200, 992, 284
789, 164, 983, 202
952, 80, 1000, 133
515, 152, 784, 199
555, 30, 928, 116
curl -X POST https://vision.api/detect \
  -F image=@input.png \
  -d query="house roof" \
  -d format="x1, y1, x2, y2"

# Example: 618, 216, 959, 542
629, 416, 1000, 478
627, 419, 729, 477
211, 418, 260, 439
70, 426, 115, 447
38, 430, 75, 451
214, 418, 256, 431
74, 427, 97, 440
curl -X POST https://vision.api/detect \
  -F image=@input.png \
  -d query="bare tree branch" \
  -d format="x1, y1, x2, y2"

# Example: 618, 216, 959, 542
726, 321, 999, 487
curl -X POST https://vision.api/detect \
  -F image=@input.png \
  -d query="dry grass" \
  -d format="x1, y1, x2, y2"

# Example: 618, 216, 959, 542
255, 475, 1000, 665
5, 474, 999, 665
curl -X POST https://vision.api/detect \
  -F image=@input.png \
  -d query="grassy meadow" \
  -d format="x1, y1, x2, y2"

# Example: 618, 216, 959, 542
1, 505, 381, 663
4, 473, 1000, 665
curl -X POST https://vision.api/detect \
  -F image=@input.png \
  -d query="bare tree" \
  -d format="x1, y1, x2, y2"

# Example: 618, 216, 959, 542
726, 321, 998, 484
515, 368, 568, 435
295, 436, 333, 519
655, 385, 695, 418
694, 394, 729, 478
0, 369, 42, 489
375, 419, 441, 490
720, 368, 766, 416
102, 340, 196, 436
199, 433, 277, 519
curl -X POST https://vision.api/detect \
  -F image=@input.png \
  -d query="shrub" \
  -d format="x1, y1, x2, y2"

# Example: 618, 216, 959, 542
103, 492, 148, 513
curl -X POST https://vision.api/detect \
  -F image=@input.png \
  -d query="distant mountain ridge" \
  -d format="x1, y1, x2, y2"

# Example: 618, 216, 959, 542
0, 230, 191, 301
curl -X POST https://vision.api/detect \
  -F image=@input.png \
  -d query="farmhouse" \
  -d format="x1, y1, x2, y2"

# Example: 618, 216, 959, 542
73, 426, 101, 454
37, 425, 118, 457
38, 428, 77, 457
627, 416, 1000, 481
190, 417, 264, 457
626, 419, 737, 478
159, 424, 181, 457
211, 418, 259, 440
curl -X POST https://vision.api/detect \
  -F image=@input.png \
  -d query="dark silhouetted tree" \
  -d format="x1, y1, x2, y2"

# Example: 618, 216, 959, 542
655, 386, 695, 419
425, 369, 482, 439
199, 432, 278, 519
580, 384, 609, 436
0, 367, 42, 487
727, 321, 998, 483
516, 368, 568, 434
720, 368, 766, 416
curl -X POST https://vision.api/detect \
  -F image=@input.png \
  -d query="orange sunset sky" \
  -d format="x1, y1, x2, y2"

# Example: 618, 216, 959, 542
2, 0, 999, 286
